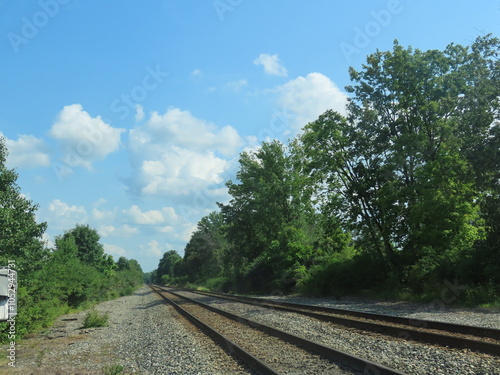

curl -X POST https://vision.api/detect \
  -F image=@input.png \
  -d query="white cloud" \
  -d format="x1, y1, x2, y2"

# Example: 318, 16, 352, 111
276, 72, 348, 133
92, 207, 116, 221
141, 108, 241, 156
191, 69, 202, 76
99, 224, 139, 238
47, 199, 88, 230
103, 243, 127, 257
254, 53, 288, 77
162, 207, 179, 222
49, 104, 125, 169
99, 225, 116, 237
147, 240, 163, 257
135, 104, 145, 122
1, 132, 50, 168
124, 205, 165, 225
157, 225, 174, 233
127, 107, 241, 199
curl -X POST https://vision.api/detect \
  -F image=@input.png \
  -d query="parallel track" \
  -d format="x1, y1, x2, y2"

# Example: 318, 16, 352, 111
149, 284, 406, 375
170, 286, 500, 357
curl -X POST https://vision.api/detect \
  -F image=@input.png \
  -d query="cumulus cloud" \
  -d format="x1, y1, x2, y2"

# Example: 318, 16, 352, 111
49, 104, 125, 169
103, 243, 127, 257
275, 72, 348, 133
46, 199, 88, 230
127, 107, 242, 200
138, 108, 241, 157
1, 132, 50, 168
147, 240, 164, 257
124, 205, 165, 225
254, 53, 288, 77
99, 224, 139, 238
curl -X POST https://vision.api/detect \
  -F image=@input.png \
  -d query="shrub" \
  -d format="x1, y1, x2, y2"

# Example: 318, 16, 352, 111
82, 309, 109, 328
103, 364, 124, 375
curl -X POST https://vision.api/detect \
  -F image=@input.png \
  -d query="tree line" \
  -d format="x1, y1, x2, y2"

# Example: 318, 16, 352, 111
154, 35, 499, 304
0, 140, 143, 342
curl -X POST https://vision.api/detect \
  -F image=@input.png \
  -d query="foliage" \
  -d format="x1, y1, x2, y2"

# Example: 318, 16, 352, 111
103, 364, 124, 375
62, 224, 116, 275
82, 308, 109, 328
155, 250, 182, 284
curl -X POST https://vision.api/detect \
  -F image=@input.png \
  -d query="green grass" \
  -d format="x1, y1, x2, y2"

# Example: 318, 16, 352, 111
102, 364, 124, 375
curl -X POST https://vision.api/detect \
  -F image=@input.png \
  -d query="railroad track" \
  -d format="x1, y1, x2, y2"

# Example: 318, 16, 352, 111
170, 286, 500, 357
149, 284, 406, 375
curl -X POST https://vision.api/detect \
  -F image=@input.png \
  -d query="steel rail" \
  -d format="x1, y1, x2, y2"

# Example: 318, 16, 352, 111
168, 286, 500, 356
149, 284, 281, 375
157, 286, 406, 375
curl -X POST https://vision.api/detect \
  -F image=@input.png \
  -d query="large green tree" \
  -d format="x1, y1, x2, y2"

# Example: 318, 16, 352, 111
301, 36, 499, 287
219, 140, 319, 291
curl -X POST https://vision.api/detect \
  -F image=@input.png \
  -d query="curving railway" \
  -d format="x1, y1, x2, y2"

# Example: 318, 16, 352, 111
149, 285, 499, 374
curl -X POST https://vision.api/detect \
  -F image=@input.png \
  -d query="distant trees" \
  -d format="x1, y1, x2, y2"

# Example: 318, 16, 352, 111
155, 250, 182, 284
155, 36, 500, 303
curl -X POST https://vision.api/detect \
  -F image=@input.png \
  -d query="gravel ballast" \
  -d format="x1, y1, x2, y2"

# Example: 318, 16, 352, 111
2, 285, 250, 375
2, 285, 498, 374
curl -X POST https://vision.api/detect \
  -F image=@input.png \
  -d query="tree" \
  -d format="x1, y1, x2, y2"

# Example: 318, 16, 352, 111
301, 36, 499, 287
219, 140, 318, 292
181, 211, 228, 282
155, 250, 182, 284
0, 137, 47, 276
62, 224, 115, 274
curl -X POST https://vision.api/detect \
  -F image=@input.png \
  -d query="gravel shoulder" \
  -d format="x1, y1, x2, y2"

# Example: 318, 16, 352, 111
0, 285, 251, 375
255, 293, 500, 329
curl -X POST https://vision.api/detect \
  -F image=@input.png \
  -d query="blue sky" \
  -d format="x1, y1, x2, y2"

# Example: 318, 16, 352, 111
1, 0, 499, 272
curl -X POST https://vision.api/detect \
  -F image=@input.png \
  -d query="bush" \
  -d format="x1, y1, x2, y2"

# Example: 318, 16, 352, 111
82, 309, 109, 328
203, 276, 232, 292
297, 247, 387, 297
103, 364, 124, 375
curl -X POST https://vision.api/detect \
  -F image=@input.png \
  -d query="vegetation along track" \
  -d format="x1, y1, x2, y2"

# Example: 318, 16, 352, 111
149, 284, 405, 375
171, 286, 500, 357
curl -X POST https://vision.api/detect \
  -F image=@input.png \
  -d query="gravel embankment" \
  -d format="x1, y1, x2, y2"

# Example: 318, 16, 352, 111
175, 290, 500, 375
2, 285, 250, 375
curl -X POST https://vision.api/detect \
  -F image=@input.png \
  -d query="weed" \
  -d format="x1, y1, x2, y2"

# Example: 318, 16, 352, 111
82, 309, 109, 328
103, 364, 124, 375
